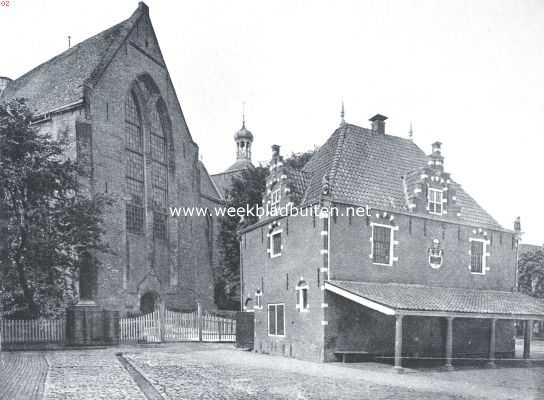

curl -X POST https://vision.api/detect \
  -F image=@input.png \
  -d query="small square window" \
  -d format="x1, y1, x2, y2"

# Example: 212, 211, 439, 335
271, 231, 282, 258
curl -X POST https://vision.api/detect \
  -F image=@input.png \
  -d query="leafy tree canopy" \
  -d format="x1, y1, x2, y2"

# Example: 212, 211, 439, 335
0, 99, 113, 318
518, 247, 544, 299
215, 148, 317, 309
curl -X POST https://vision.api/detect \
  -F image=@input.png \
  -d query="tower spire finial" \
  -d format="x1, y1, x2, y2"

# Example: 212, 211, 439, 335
340, 99, 345, 126
242, 101, 246, 128
409, 121, 413, 139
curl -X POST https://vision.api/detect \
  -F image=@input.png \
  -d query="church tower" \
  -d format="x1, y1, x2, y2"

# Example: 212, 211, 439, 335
234, 114, 253, 165
210, 113, 256, 197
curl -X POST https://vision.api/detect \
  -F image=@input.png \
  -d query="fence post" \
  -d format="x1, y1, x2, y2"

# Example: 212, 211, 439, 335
197, 302, 203, 342
158, 304, 165, 343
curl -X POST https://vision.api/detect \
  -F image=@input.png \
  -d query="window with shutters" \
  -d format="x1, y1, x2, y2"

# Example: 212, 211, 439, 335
125, 91, 145, 234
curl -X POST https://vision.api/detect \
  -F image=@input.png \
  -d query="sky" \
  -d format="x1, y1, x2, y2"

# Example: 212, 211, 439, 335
1, 0, 543, 244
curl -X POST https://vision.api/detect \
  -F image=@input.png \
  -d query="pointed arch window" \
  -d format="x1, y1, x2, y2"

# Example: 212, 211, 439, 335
125, 91, 145, 234
151, 102, 168, 240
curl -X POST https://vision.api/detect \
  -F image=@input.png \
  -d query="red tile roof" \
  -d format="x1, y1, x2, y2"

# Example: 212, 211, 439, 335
327, 280, 544, 317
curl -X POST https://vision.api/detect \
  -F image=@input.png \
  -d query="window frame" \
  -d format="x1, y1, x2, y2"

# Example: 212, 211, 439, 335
125, 91, 145, 235
270, 187, 281, 208
370, 223, 394, 266
469, 238, 487, 275
270, 230, 283, 258
428, 188, 444, 215
295, 281, 309, 312
267, 303, 285, 337
255, 290, 263, 310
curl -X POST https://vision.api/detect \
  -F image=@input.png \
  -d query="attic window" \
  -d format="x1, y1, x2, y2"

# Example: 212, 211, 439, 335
428, 188, 443, 215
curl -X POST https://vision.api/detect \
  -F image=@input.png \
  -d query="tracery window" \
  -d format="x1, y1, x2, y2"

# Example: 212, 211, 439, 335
125, 91, 145, 234
151, 104, 168, 240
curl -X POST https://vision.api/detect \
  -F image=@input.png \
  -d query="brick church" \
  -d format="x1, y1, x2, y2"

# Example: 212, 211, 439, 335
0, 3, 224, 314
240, 113, 544, 368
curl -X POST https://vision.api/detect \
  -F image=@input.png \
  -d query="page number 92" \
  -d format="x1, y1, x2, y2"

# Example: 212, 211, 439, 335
0, 1, 10, 6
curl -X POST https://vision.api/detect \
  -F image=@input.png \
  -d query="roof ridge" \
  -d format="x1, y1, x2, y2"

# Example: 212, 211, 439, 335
85, 5, 146, 89
328, 125, 348, 195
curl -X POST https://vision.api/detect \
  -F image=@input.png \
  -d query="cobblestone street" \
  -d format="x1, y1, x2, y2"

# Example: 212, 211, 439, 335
45, 350, 146, 400
0, 343, 543, 399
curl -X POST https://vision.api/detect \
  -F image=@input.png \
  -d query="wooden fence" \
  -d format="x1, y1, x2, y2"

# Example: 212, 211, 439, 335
119, 306, 236, 344
1, 318, 65, 345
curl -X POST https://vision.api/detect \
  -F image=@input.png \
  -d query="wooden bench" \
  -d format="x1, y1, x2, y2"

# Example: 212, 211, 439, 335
334, 350, 369, 363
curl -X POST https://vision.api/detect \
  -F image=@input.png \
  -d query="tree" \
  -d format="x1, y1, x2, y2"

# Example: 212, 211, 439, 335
215, 166, 268, 309
214, 148, 317, 310
0, 99, 113, 318
518, 248, 544, 299
283, 147, 318, 170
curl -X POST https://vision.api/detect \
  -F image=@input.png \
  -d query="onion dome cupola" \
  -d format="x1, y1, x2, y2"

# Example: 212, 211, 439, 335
234, 114, 253, 162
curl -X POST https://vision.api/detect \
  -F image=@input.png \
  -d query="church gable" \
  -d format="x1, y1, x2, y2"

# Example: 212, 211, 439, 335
126, 10, 167, 67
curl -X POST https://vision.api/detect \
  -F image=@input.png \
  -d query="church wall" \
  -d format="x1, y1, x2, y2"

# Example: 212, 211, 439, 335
81, 14, 215, 314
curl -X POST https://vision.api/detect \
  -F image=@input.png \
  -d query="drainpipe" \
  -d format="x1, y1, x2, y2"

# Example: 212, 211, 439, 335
239, 233, 244, 312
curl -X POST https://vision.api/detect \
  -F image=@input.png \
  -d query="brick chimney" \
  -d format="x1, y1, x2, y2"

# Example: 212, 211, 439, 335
369, 114, 387, 134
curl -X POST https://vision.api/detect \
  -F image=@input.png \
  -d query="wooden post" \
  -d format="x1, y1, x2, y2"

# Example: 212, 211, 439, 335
394, 314, 404, 372
197, 302, 203, 342
487, 318, 496, 368
523, 320, 533, 361
445, 317, 454, 370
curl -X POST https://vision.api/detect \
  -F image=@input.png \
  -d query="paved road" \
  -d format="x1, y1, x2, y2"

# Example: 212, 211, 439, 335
125, 343, 544, 400
0, 352, 47, 400
0, 343, 543, 399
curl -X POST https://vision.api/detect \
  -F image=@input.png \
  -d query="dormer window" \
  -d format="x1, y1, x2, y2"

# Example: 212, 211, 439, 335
428, 188, 443, 215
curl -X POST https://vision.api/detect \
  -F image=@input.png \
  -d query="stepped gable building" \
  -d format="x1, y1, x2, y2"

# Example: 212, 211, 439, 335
0, 3, 221, 314
240, 113, 544, 368
211, 116, 255, 198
